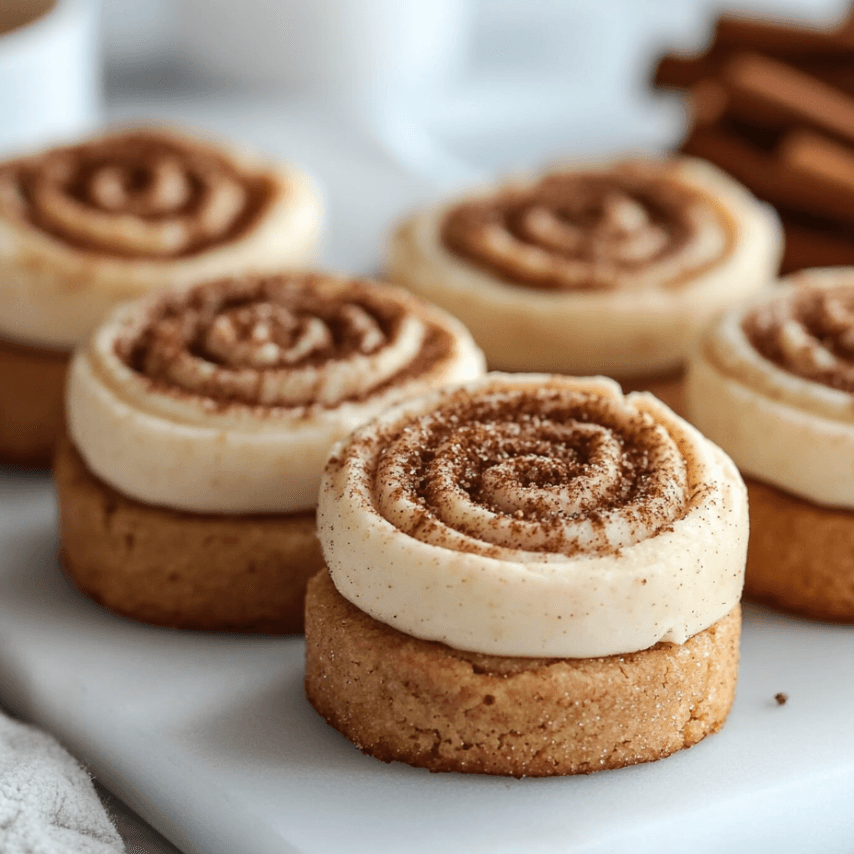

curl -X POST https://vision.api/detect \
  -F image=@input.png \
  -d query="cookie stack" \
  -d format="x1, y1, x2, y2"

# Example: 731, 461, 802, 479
307, 374, 747, 775
687, 268, 854, 622
653, 8, 854, 273
55, 272, 484, 632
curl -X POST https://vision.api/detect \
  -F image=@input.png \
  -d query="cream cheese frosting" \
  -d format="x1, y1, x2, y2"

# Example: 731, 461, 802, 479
687, 268, 854, 508
0, 128, 323, 350
318, 373, 747, 658
66, 274, 485, 514
388, 156, 781, 377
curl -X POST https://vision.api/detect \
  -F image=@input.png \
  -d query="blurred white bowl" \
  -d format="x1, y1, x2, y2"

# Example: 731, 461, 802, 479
0, 0, 100, 155
174, 0, 472, 104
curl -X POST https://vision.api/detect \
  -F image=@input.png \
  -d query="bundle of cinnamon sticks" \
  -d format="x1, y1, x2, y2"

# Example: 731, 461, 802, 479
654, 10, 854, 273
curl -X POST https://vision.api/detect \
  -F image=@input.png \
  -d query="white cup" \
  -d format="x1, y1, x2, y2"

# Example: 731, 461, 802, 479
174, 0, 473, 104
0, 0, 100, 155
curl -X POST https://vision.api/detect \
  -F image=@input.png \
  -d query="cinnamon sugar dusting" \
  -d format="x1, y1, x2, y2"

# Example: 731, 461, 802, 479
115, 274, 455, 410
744, 284, 854, 393
0, 130, 274, 258
440, 162, 732, 291
370, 381, 690, 558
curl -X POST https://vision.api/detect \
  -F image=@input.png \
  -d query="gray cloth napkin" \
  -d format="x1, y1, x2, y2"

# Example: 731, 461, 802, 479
0, 710, 124, 854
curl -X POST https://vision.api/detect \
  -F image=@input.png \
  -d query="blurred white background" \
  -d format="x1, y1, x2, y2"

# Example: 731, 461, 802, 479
96, 0, 850, 171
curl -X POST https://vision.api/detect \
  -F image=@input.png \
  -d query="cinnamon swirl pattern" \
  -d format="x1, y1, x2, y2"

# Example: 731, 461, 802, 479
687, 269, 854, 508
67, 273, 486, 514
442, 168, 729, 292
389, 157, 781, 377
744, 283, 854, 394
319, 374, 747, 658
1, 130, 271, 259
0, 127, 323, 350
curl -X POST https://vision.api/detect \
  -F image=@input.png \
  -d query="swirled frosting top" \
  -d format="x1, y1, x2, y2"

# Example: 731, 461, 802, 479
743, 282, 854, 393
0, 129, 275, 258
117, 275, 456, 410
370, 385, 688, 559
440, 160, 734, 292
319, 373, 747, 657
66, 273, 486, 513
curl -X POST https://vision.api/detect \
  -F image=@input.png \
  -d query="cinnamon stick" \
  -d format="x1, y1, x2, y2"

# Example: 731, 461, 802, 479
684, 124, 854, 227
720, 52, 854, 143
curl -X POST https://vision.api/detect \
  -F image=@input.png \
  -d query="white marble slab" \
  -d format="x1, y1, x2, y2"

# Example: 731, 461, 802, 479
1, 468, 853, 854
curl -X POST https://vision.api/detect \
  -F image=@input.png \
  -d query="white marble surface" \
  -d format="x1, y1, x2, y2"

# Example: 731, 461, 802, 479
1, 466, 854, 854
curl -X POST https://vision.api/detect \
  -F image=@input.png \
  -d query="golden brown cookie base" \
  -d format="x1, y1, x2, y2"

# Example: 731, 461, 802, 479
0, 336, 69, 467
305, 570, 740, 777
745, 477, 854, 622
621, 369, 686, 417
54, 433, 325, 633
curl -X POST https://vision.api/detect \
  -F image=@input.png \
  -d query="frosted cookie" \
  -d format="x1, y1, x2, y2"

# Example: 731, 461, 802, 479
388, 157, 781, 413
688, 268, 854, 621
0, 127, 323, 466
55, 273, 485, 632
306, 373, 747, 775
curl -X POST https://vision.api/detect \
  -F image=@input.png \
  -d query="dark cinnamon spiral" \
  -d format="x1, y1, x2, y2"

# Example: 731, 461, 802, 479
373, 382, 690, 557
744, 284, 854, 393
441, 162, 731, 291
0, 130, 274, 258
118, 274, 453, 408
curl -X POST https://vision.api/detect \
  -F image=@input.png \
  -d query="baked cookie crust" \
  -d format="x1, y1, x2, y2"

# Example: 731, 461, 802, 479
305, 570, 741, 777
54, 433, 325, 632
745, 476, 854, 622
0, 336, 68, 467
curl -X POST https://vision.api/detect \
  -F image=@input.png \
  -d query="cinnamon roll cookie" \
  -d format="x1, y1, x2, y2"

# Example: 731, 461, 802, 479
688, 269, 854, 621
388, 157, 780, 411
0, 127, 323, 466
306, 374, 747, 776
54, 273, 485, 632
